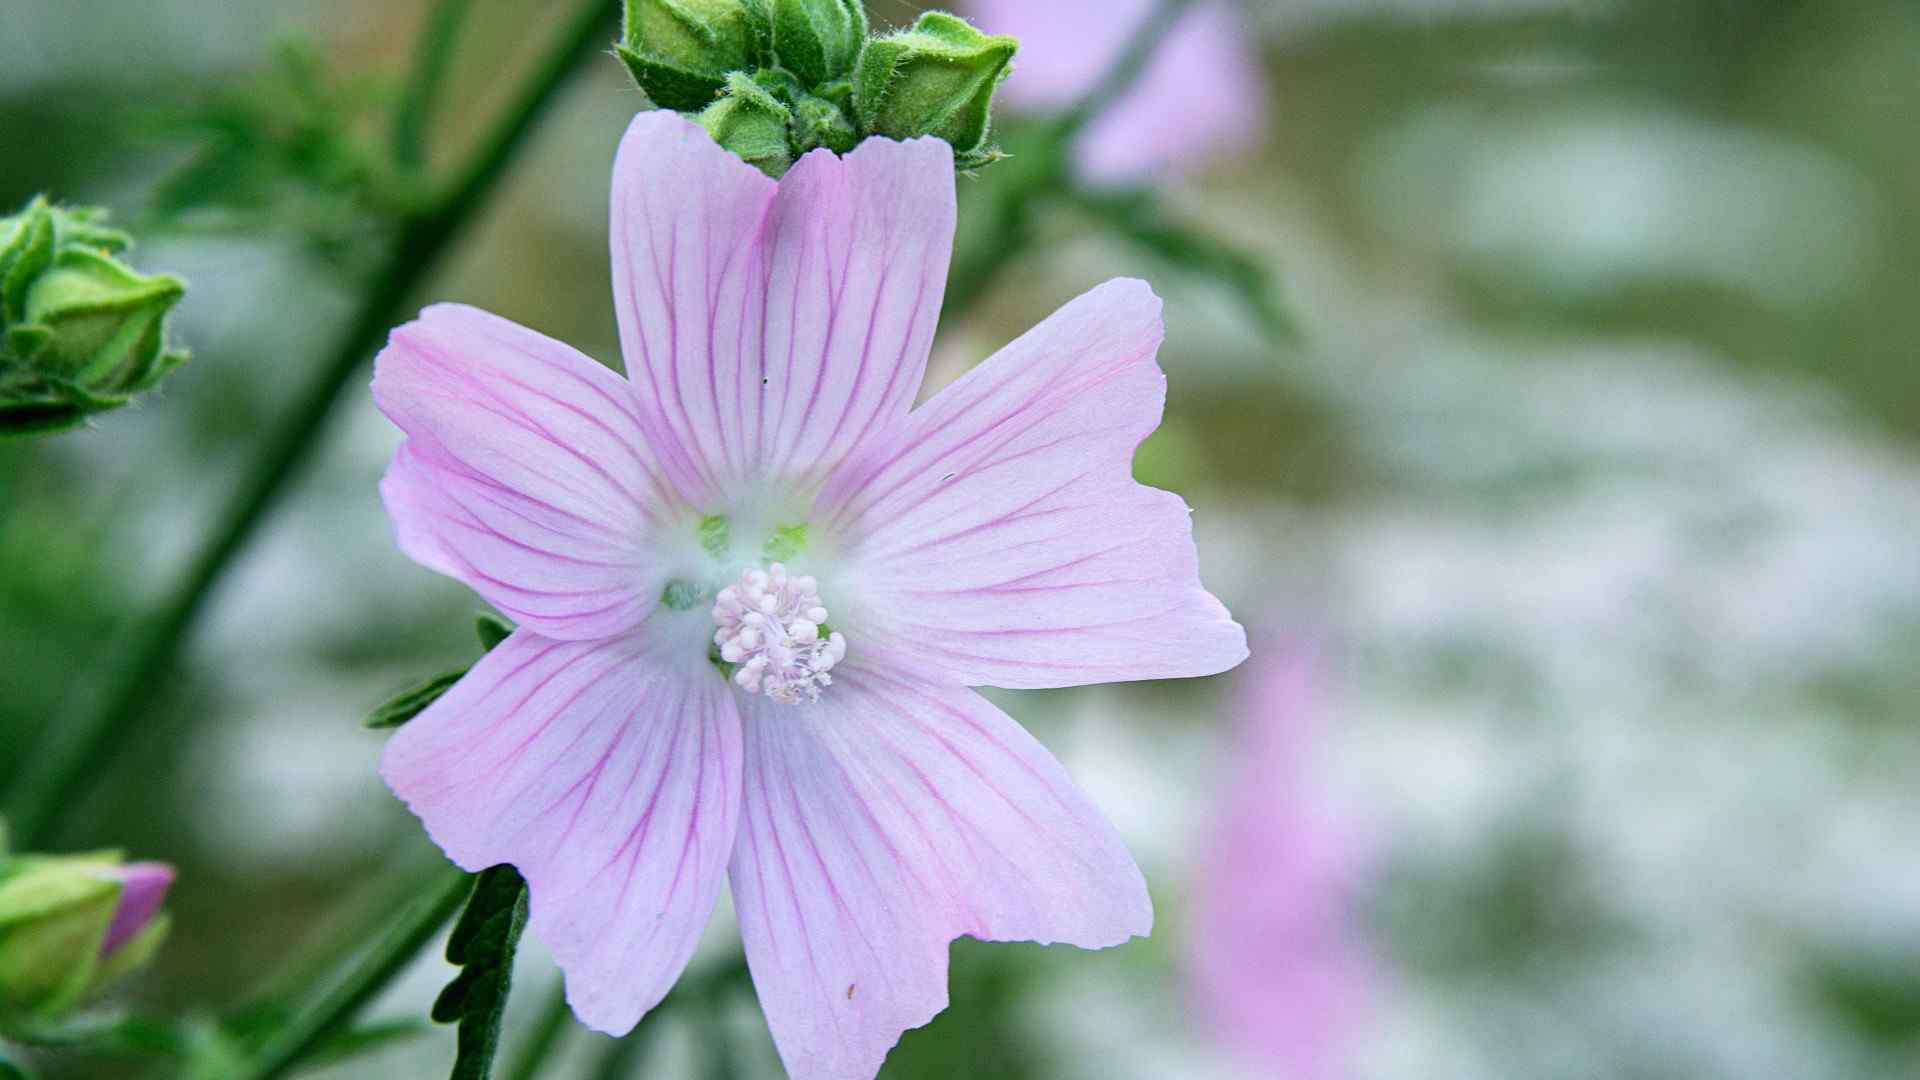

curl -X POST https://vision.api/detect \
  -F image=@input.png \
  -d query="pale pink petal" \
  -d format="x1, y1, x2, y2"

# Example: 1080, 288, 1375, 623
1191, 643, 1370, 1077
823, 278, 1247, 689
100, 862, 174, 957
729, 660, 1150, 1080
609, 111, 955, 495
381, 631, 742, 1035
971, 0, 1266, 184
373, 304, 671, 641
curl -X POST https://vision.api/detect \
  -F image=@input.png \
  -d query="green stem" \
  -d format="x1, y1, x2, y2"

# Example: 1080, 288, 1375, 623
502, 981, 572, 1080
1049, 0, 1197, 141
942, 0, 1199, 321
393, 0, 475, 172
236, 866, 472, 1080
2, 0, 615, 847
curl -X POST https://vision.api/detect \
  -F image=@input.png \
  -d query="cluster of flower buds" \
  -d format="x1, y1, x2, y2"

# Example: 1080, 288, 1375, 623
0, 846, 174, 1029
618, 0, 1017, 175
0, 197, 188, 437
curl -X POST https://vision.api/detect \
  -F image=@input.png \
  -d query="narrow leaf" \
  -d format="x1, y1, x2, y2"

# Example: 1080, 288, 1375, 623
365, 670, 466, 729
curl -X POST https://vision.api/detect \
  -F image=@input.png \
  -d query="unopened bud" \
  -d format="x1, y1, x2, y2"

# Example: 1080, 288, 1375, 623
1, 198, 187, 437
697, 72, 795, 178
0, 854, 174, 1023
618, 0, 773, 112
771, 0, 866, 90
852, 12, 1018, 169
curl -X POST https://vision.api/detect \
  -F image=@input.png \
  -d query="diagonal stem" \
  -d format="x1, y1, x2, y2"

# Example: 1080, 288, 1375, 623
235, 865, 472, 1080
942, 0, 1200, 321
393, 0, 475, 172
2, 0, 616, 846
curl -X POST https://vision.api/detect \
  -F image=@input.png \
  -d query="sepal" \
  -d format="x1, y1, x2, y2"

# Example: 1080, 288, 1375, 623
852, 12, 1017, 169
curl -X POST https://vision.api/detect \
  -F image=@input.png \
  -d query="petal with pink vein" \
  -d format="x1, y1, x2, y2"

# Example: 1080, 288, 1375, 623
825, 278, 1247, 689
381, 630, 742, 1035
609, 111, 955, 495
373, 303, 670, 641
729, 660, 1150, 1080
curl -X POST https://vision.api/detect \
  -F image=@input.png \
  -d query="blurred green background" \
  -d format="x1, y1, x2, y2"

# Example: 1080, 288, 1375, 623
3, 0, 1919, 1076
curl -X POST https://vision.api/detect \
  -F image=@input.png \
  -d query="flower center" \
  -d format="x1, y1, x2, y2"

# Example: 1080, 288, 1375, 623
711, 563, 847, 705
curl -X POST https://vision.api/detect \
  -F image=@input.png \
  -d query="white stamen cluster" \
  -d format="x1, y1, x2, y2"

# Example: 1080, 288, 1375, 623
712, 563, 848, 704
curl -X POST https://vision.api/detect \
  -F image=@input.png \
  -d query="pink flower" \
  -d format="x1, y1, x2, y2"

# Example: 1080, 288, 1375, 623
373, 113, 1247, 1080
970, 0, 1268, 184
1189, 645, 1368, 1078
99, 862, 175, 958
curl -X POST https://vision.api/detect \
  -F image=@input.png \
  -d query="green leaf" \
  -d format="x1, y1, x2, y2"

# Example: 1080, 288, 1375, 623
365, 670, 467, 729
431, 866, 528, 1080
367, 614, 512, 730
474, 613, 514, 652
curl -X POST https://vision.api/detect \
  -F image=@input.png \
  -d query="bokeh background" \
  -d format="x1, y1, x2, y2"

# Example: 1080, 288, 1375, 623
4, 0, 1919, 1076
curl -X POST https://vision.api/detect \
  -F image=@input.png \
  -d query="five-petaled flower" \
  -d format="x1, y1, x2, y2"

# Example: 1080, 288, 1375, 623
373, 111, 1247, 1080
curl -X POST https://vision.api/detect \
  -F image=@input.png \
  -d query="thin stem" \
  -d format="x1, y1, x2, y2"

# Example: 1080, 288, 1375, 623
393, 0, 475, 172
2, 0, 615, 847
1050, 0, 1197, 143
236, 866, 471, 1080
502, 981, 573, 1080
942, 0, 1199, 321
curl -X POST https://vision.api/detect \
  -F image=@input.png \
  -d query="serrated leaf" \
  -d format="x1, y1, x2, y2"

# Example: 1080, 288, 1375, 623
474, 614, 514, 652
431, 866, 527, 1080
365, 670, 466, 729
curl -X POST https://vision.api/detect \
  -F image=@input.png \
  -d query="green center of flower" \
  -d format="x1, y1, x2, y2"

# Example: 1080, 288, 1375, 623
657, 514, 846, 703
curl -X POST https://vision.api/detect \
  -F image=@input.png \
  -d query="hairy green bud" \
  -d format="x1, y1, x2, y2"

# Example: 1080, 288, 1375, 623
0, 198, 187, 437
852, 12, 1018, 170
0, 853, 173, 1025
697, 72, 796, 178
771, 0, 866, 90
618, 0, 774, 112
789, 90, 859, 156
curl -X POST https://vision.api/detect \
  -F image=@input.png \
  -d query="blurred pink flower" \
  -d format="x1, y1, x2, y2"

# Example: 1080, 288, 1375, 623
1190, 645, 1368, 1078
373, 112, 1246, 1080
98, 861, 175, 957
971, 0, 1268, 183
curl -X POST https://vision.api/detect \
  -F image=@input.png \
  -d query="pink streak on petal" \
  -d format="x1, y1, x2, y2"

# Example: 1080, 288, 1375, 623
372, 304, 667, 641
100, 862, 174, 957
971, 0, 1267, 184
825, 278, 1247, 689
728, 659, 1150, 1080
381, 631, 743, 1036
1189, 643, 1370, 1078
608, 111, 956, 495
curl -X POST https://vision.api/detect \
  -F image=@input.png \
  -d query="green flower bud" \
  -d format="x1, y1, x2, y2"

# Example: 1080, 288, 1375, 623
617, 0, 773, 112
852, 12, 1018, 170
0, 198, 187, 437
0, 854, 174, 1026
698, 72, 795, 178
790, 89, 858, 156
771, 0, 866, 90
